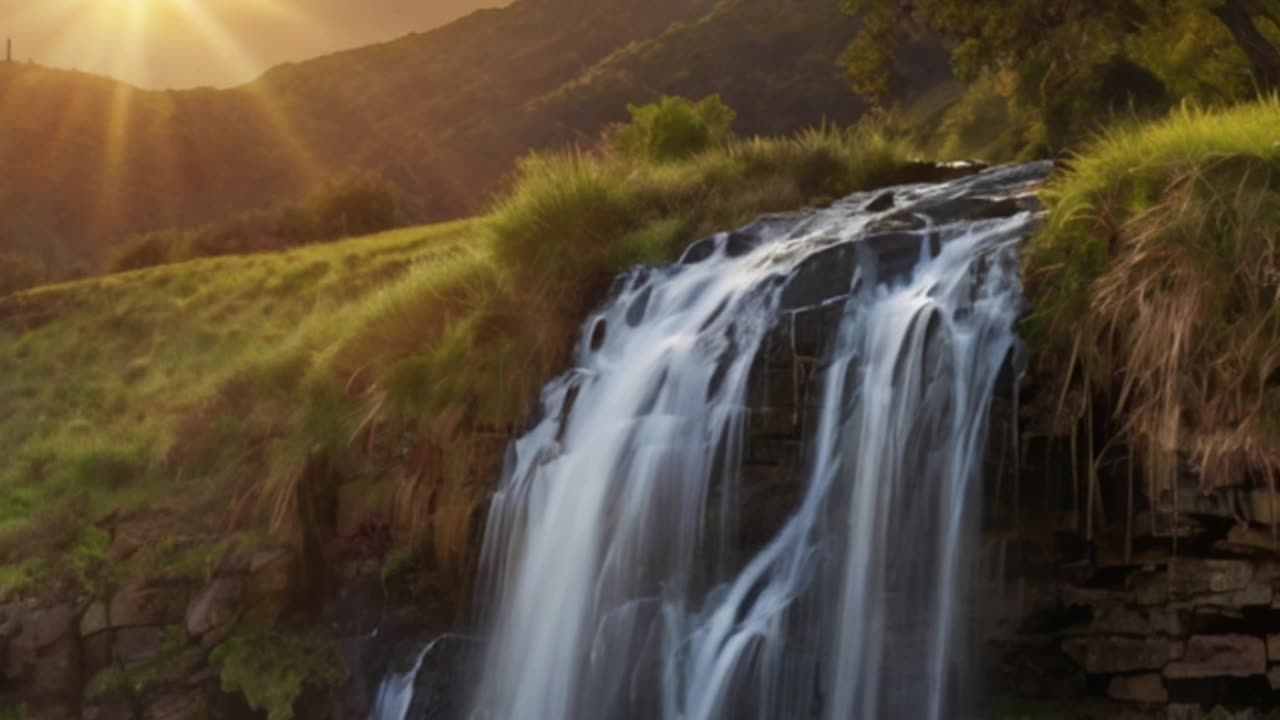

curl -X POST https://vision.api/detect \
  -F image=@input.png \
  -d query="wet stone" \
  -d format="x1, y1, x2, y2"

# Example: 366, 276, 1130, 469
1107, 673, 1168, 704
680, 236, 718, 265
1061, 636, 1172, 673
865, 191, 895, 212
724, 230, 759, 258
779, 243, 859, 311
1165, 635, 1266, 679
625, 286, 653, 327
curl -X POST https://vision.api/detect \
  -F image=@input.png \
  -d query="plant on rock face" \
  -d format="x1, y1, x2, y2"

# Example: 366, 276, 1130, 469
211, 627, 346, 720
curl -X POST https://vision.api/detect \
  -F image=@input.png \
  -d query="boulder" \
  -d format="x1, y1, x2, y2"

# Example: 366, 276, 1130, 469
779, 242, 859, 311
242, 549, 299, 625
4, 604, 79, 694
109, 588, 188, 629
20, 604, 75, 649
114, 626, 169, 667
1127, 559, 1253, 604
1061, 636, 1172, 673
80, 602, 109, 637
1107, 673, 1168, 704
1165, 635, 1266, 679
185, 576, 244, 639
1092, 606, 1165, 636
1223, 525, 1280, 555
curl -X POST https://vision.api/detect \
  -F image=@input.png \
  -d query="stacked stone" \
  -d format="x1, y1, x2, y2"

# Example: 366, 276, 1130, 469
1, 548, 297, 720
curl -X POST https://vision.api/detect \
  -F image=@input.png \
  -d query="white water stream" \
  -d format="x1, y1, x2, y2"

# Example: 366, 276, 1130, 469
470, 162, 1052, 719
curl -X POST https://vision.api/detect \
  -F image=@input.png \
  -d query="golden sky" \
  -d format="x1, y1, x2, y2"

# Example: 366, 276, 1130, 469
1, 0, 506, 89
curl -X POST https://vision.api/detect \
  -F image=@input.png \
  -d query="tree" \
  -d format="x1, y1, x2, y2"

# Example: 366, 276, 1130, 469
309, 170, 397, 239
1212, 0, 1280, 87
840, 0, 1280, 103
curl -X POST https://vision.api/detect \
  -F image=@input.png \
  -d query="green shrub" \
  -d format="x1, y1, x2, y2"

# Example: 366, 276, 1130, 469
108, 171, 398, 274
612, 95, 736, 162
211, 627, 346, 720
310, 170, 397, 239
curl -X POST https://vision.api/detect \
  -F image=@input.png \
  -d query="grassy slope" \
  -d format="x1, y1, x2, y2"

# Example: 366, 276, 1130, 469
1023, 97, 1280, 500
0, 127, 915, 598
0, 222, 480, 591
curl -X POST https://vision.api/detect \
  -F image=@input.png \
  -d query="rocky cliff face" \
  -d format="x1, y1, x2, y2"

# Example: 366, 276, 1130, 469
984, 449, 1280, 717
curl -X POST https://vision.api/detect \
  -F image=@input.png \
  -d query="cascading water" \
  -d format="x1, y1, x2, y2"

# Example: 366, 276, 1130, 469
368, 644, 430, 720
469, 162, 1053, 720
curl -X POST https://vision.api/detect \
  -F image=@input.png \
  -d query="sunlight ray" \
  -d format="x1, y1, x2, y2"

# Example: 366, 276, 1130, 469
167, 0, 326, 186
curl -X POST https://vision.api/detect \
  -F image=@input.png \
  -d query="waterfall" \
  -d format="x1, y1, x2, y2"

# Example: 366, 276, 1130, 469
368, 645, 430, 720
470, 162, 1052, 720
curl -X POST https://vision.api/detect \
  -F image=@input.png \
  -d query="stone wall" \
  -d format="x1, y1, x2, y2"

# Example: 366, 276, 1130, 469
983, 433, 1280, 717
1, 546, 302, 720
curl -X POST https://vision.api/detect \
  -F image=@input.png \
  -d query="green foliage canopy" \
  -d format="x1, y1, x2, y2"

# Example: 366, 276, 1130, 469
841, 0, 1280, 153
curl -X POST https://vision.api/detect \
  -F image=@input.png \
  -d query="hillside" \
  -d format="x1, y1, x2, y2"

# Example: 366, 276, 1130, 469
0, 0, 926, 281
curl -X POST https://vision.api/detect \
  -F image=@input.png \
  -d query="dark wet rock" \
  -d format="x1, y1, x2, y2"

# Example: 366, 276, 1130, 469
589, 317, 608, 351
1062, 636, 1174, 673
407, 635, 481, 720
680, 236, 719, 265
109, 587, 188, 629
1127, 559, 1254, 605
866, 212, 928, 234
865, 191, 896, 212
724, 230, 759, 258
1165, 635, 1266, 679
913, 196, 1026, 223
880, 160, 989, 186
1108, 673, 1168, 704
859, 231, 934, 285
779, 243, 859, 311
626, 286, 652, 327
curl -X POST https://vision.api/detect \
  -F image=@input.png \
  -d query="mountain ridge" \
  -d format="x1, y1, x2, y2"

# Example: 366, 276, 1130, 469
0, 0, 940, 280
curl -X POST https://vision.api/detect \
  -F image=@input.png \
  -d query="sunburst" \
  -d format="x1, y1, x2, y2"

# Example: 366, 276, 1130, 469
1, 0, 323, 241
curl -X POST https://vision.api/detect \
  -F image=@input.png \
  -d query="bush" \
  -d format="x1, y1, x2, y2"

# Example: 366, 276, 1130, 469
612, 95, 736, 162
107, 171, 398, 274
211, 627, 345, 720
310, 170, 397, 239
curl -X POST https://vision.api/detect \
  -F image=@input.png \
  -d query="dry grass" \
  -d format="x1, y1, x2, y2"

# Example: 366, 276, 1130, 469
1023, 98, 1280, 512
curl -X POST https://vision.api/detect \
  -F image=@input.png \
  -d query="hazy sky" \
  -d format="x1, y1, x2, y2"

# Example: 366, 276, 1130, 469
1, 0, 507, 89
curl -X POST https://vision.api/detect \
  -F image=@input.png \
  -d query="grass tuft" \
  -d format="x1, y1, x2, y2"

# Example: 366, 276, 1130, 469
1024, 96, 1280, 498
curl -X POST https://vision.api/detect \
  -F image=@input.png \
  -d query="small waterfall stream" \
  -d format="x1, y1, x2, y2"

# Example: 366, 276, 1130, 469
466, 162, 1051, 720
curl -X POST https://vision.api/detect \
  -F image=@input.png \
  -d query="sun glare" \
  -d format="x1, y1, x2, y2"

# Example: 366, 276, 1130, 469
0, 0, 323, 239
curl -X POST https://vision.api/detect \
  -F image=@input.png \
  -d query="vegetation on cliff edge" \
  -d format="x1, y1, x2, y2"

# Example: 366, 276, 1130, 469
1023, 97, 1280, 529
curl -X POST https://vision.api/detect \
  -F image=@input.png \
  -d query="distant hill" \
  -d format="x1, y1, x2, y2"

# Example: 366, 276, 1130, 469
0, 0, 947, 277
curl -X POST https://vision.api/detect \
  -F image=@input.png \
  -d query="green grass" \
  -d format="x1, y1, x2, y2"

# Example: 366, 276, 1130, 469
0, 123, 916, 599
0, 221, 476, 594
1023, 97, 1280, 498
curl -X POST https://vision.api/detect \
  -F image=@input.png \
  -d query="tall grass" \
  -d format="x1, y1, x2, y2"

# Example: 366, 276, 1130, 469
1023, 97, 1280, 507
0, 121, 916, 599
